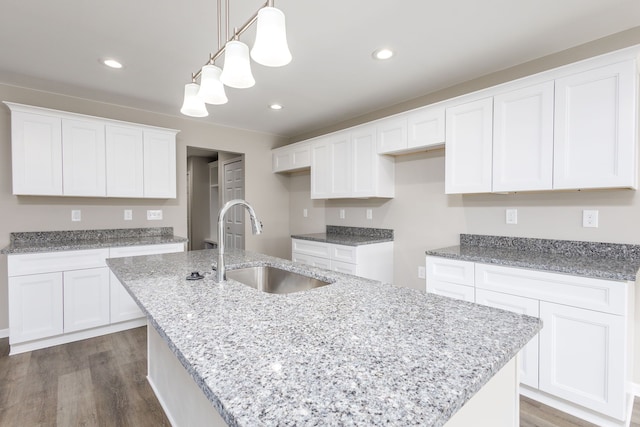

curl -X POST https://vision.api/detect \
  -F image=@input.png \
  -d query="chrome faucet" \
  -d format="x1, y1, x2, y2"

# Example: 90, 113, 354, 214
216, 199, 263, 283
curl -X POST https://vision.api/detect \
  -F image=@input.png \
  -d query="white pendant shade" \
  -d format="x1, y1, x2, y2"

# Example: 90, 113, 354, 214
251, 6, 292, 67
198, 65, 228, 105
220, 40, 255, 89
180, 83, 208, 117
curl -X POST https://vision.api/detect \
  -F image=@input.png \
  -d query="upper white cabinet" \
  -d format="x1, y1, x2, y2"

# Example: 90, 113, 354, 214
106, 125, 144, 197
5, 102, 178, 199
553, 60, 637, 190
9, 109, 63, 196
272, 141, 311, 173
311, 125, 394, 199
143, 130, 177, 198
445, 97, 493, 194
377, 105, 445, 155
62, 118, 107, 197
492, 81, 554, 192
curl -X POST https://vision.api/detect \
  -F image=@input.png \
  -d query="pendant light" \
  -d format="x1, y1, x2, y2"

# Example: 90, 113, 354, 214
198, 64, 228, 104
180, 82, 208, 117
251, 6, 291, 67
220, 40, 255, 89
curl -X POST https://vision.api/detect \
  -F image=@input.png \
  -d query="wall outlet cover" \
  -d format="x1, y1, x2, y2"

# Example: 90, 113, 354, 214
339, 209, 346, 220
147, 210, 163, 220
506, 209, 518, 225
71, 210, 81, 222
418, 266, 426, 279
124, 209, 133, 221
366, 209, 373, 220
582, 210, 599, 228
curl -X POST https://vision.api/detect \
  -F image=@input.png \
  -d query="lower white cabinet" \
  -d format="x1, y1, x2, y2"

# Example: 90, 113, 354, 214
426, 255, 634, 426
6, 242, 184, 354
538, 301, 626, 420
63, 267, 110, 333
8, 272, 64, 343
292, 238, 393, 283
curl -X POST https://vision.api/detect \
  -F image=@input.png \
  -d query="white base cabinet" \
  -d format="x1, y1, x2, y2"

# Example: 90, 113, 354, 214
292, 238, 394, 283
6, 242, 184, 355
426, 255, 634, 426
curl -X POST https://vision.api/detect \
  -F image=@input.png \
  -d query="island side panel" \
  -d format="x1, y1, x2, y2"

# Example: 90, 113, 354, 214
445, 356, 519, 427
147, 322, 228, 427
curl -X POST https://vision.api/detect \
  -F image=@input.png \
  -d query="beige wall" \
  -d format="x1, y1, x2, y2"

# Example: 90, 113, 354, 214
0, 83, 290, 333
287, 28, 640, 384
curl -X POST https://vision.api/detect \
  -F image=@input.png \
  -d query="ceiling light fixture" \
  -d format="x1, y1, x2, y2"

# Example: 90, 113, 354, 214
181, 0, 291, 117
269, 103, 283, 110
102, 59, 123, 69
372, 48, 394, 60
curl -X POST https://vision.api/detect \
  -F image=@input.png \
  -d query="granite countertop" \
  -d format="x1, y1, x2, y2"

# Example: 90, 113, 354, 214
107, 249, 540, 427
1, 227, 187, 255
292, 225, 394, 246
426, 234, 640, 282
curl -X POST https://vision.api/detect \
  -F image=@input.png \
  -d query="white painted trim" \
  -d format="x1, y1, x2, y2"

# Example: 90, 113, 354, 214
9, 318, 145, 355
632, 382, 640, 397
520, 386, 629, 427
0, 328, 9, 339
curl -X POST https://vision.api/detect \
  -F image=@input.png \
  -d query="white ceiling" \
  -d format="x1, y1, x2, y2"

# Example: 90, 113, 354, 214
1, 1, 639, 138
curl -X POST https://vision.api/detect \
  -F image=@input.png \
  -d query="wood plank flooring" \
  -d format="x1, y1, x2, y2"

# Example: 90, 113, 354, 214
0, 327, 638, 426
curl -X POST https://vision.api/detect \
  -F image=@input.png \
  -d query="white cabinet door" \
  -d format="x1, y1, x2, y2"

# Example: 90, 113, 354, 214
272, 141, 311, 173
493, 81, 554, 192
310, 140, 330, 199
143, 130, 177, 198
476, 289, 540, 389
328, 132, 352, 197
445, 97, 493, 194
554, 60, 637, 190
109, 271, 144, 323
62, 118, 106, 196
106, 125, 144, 197
63, 267, 110, 333
407, 105, 445, 149
10, 110, 63, 196
351, 125, 377, 196
539, 301, 626, 420
8, 272, 63, 343
377, 116, 407, 154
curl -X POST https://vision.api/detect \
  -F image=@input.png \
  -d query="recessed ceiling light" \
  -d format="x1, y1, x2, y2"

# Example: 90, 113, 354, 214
102, 58, 123, 69
372, 48, 394, 60
269, 103, 283, 110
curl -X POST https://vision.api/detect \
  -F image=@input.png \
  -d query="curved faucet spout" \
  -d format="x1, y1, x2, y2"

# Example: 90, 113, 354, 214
216, 199, 263, 283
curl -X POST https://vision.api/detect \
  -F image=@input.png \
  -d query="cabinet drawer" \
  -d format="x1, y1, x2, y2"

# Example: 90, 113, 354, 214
475, 264, 627, 315
292, 253, 331, 269
331, 260, 357, 275
426, 256, 474, 285
426, 280, 474, 302
291, 239, 330, 259
109, 243, 184, 258
8, 248, 109, 277
331, 244, 357, 264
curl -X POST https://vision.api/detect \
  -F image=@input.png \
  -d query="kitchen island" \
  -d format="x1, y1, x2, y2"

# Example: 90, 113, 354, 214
107, 249, 541, 426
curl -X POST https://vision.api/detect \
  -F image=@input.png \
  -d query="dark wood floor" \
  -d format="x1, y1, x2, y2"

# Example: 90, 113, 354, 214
0, 327, 638, 426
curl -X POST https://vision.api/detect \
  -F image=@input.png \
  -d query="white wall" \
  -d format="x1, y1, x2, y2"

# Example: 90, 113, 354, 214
0, 83, 290, 333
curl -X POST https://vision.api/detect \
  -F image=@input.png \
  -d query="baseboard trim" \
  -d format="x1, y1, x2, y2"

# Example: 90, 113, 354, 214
0, 328, 8, 339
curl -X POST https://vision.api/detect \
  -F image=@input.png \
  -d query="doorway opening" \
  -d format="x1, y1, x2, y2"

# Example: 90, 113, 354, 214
186, 147, 244, 251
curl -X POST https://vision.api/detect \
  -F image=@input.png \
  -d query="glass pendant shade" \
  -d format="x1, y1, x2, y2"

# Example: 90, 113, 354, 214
180, 83, 208, 117
220, 40, 255, 89
250, 7, 292, 67
198, 65, 228, 105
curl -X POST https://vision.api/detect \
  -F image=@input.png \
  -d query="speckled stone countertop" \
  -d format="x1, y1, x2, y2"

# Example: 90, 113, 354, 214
426, 234, 640, 281
1, 227, 187, 254
292, 225, 393, 246
107, 249, 540, 427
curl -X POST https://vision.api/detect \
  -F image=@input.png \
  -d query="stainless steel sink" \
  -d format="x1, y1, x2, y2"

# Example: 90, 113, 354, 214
226, 266, 332, 294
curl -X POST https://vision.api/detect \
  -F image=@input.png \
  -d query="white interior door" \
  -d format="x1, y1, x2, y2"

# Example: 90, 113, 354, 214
223, 158, 245, 250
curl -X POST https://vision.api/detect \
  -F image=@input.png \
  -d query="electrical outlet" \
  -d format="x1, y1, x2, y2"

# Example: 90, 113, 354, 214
583, 210, 599, 228
124, 209, 133, 221
339, 209, 346, 220
506, 209, 518, 225
303, 208, 308, 218
366, 209, 373, 220
418, 266, 426, 279
71, 210, 81, 222
147, 210, 163, 220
